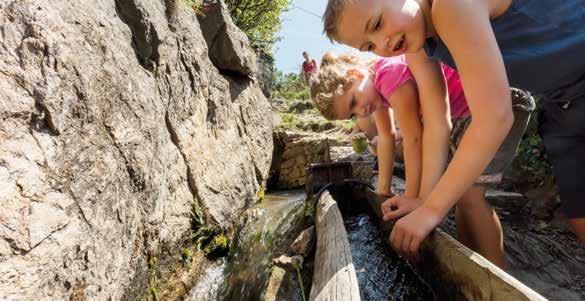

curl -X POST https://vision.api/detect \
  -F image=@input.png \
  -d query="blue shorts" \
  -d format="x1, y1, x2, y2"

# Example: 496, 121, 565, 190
539, 82, 585, 219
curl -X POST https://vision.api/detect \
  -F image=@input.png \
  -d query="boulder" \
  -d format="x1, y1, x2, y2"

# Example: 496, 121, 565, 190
197, 1, 257, 76
290, 226, 316, 257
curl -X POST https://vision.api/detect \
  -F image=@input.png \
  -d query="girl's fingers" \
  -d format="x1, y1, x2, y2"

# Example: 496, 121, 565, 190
401, 233, 412, 260
409, 238, 421, 262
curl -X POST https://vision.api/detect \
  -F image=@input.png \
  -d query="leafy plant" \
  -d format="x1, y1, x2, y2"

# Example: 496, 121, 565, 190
273, 70, 309, 100
191, 226, 230, 259
225, 0, 292, 56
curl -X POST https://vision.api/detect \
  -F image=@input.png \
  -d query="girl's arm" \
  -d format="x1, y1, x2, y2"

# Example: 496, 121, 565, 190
373, 105, 396, 197
387, 81, 423, 198
405, 51, 451, 199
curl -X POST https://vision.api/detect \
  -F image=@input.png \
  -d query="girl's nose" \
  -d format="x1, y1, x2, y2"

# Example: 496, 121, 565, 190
372, 34, 388, 52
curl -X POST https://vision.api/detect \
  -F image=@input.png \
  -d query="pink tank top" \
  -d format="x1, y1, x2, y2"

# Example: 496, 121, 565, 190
373, 56, 469, 118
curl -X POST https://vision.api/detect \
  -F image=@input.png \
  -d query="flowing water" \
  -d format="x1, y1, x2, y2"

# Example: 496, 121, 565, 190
188, 185, 450, 301
345, 213, 434, 300
187, 190, 306, 301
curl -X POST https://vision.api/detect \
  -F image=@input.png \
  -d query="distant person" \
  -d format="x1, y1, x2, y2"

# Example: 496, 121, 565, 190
301, 51, 318, 83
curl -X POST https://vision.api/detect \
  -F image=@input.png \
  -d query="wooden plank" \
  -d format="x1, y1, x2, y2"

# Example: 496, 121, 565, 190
362, 188, 547, 301
309, 190, 361, 301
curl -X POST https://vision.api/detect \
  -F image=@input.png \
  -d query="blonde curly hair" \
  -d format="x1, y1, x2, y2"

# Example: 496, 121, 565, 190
309, 52, 374, 120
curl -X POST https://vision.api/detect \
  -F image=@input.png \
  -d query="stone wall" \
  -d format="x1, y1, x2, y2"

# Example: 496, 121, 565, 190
0, 0, 272, 299
270, 131, 331, 189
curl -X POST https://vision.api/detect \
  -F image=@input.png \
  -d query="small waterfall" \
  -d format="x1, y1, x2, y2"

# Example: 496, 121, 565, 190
188, 190, 306, 301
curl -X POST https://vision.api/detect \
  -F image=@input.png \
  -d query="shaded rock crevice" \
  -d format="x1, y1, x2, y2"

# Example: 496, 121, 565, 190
114, 0, 162, 71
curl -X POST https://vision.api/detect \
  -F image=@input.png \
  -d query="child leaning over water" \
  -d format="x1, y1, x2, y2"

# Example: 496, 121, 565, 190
321, 0, 585, 260
311, 52, 532, 268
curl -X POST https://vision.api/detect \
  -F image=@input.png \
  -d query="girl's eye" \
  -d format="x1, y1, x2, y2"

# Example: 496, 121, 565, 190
374, 17, 382, 31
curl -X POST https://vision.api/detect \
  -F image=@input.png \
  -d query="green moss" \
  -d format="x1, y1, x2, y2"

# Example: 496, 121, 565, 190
148, 256, 159, 301
256, 186, 266, 203
181, 248, 193, 265
203, 233, 229, 258
192, 227, 229, 259
190, 198, 204, 230
352, 138, 368, 153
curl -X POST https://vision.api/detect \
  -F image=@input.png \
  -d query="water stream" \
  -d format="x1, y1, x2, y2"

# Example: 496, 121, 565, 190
346, 213, 434, 300
187, 190, 306, 301
188, 186, 444, 300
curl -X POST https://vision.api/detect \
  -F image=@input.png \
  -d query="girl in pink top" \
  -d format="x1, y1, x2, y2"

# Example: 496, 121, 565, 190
374, 55, 469, 118
310, 52, 470, 201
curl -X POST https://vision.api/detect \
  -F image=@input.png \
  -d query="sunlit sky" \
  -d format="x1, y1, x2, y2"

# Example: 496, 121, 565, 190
273, 0, 373, 74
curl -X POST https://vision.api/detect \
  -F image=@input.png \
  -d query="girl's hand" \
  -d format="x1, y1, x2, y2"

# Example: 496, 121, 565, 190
349, 132, 367, 142
381, 195, 423, 221
389, 204, 443, 261
368, 136, 378, 148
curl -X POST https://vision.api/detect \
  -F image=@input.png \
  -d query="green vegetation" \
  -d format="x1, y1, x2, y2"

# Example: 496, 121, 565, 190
273, 71, 309, 100
225, 0, 291, 56
203, 234, 229, 258
352, 137, 368, 154
190, 198, 204, 231
181, 247, 193, 265
148, 256, 159, 301
515, 104, 552, 181
295, 264, 307, 301
192, 226, 230, 259
256, 185, 266, 203
186, 0, 291, 57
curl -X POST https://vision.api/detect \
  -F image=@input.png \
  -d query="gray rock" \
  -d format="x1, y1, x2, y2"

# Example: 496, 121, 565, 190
0, 0, 271, 299
485, 189, 528, 211
256, 53, 274, 98
290, 226, 316, 257
272, 254, 304, 269
197, 1, 257, 76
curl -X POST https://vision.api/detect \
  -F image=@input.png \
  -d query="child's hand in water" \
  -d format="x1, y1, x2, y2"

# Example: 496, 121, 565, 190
390, 205, 443, 261
381, 195, 422, 221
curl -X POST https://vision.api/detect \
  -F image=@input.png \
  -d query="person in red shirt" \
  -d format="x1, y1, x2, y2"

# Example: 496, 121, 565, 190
301, 51, 318, 83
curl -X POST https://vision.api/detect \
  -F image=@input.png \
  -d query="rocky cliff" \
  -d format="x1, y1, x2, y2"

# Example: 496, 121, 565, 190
0, 0, 272, 299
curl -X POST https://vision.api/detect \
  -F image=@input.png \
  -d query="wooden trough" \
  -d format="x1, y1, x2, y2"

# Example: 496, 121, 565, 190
309, 190, 361, 301
306, 162, 548, 301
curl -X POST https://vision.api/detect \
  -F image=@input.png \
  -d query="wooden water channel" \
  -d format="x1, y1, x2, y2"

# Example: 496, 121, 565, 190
306, 162, 547, 301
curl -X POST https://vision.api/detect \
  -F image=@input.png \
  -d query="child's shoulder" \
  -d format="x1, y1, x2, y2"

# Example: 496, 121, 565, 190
375, 55, 408, 70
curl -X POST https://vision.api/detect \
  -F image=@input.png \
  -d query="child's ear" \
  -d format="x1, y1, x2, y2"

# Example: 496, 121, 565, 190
346, 69, 365, 80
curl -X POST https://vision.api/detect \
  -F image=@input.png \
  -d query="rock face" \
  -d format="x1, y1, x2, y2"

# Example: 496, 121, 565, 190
0, 0, 272, 299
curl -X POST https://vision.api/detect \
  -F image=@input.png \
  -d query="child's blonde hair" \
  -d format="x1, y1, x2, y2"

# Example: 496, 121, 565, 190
310, 52, 373, 120
323, 0, 354, 42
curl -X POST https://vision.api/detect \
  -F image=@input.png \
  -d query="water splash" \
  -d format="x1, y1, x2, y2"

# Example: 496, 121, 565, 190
194, 190, 306, 301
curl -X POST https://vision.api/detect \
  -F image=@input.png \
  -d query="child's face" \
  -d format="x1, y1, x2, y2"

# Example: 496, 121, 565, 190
333, 69, 383, 120
335, 0, 426, 57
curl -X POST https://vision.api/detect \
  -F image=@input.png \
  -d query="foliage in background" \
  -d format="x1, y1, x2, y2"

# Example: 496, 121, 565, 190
185, 0, 290, 57
225, 0, 291, 56
272, 70, 309, 100
515, 102, 552, 181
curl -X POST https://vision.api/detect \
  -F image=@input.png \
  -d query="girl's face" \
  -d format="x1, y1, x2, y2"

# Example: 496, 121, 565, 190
336, 0, 427, 57
333, 69, 383, 120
